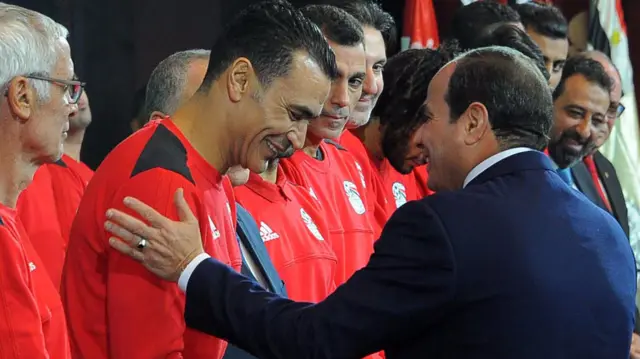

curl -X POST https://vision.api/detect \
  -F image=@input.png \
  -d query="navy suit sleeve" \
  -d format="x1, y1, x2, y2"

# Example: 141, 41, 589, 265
185, 200, 456, 359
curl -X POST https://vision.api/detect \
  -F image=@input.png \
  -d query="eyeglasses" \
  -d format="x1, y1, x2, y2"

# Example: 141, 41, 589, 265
25, 75, 86, 104
607, 103, 626, 119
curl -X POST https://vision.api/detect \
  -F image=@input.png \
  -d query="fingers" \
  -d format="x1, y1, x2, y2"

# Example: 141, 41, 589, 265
109, 237, 145, 262
174, 188, 197, 222
122, 196, 169, 228
105, 209, 157, 241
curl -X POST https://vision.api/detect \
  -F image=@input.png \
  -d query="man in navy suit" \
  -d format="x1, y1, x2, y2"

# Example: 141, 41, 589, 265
105, 46, 636, 358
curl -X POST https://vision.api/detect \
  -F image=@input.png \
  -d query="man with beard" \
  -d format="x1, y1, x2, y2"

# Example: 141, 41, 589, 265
568, 51, 629, 237
61, 2, 337, 358
347, 45, 458, 229
279, 5, 375, 290
548, 56, 612, 183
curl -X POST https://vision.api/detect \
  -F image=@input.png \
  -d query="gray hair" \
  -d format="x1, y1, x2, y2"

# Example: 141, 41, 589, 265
141, 49, 210, 121
0, 3, 69, 100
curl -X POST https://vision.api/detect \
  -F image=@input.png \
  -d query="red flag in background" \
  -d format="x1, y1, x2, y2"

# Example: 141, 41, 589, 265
401, 0, 439, 51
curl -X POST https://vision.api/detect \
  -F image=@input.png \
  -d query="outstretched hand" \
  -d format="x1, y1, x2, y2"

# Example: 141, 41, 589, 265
105, 188, 205, 282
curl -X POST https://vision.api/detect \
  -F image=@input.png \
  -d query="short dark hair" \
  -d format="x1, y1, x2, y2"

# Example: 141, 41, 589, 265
142, 49, 210, 121
515, 2, 567, 39
316, 0, 397, 53
300, 4, 364, 47
552, 56, 613, 101
445, 46, 553, 150
200, 0, 338, 92
473, 23, 550, 81
451, 1, 521, 50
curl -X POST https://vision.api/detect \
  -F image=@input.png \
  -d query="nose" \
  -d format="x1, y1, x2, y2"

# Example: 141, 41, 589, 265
67, 102, 79, 117
576, 118, 592, 140
288, 121, 308, 150
330, 82, 350, 109
362, 67, 378, 97
68, 103, 78, 118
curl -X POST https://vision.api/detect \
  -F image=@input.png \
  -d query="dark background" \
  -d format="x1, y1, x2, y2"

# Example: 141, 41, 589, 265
12, 0, 640, 169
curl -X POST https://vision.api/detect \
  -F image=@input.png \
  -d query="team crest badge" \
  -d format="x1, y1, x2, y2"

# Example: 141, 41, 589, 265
392, 182, 407, 208
343, 181, 366, 214
300, 208, 324, 241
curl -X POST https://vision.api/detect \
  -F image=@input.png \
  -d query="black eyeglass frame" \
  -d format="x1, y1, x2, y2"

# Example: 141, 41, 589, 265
24, 74, 86, 104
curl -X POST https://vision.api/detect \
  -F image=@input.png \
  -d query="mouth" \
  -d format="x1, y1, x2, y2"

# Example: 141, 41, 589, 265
266, 139, 282, 156
562, 138, 584, 154
322, 113, 347, 120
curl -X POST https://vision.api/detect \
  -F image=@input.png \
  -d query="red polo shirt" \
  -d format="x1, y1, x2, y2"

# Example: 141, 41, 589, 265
235, 167, 337, 302
0, 204, 70, 359
280, 140, 376, 286
61, 118, 241, 359
17, 155, 93, 289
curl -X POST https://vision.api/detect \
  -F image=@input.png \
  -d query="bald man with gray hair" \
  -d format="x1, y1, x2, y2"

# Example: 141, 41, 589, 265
140, 49, 210, 124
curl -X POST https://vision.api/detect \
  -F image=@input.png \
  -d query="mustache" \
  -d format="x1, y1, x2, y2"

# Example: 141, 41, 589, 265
321, 107, 350, 118
560, 129, 590, 146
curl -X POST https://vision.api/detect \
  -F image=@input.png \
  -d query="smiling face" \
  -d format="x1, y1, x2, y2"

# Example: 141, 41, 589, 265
347, 27, 386, 129
231, 52, 331, 173
307, 39, 366, 142
549, 74, 610, 168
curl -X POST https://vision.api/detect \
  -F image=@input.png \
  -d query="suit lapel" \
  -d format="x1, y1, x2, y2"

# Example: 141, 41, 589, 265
236, 205, 287, 297
594, 152, 627, 225
571, 161, 609, 212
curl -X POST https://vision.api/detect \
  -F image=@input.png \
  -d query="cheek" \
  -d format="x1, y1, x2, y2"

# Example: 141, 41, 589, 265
375, 77, 384, 97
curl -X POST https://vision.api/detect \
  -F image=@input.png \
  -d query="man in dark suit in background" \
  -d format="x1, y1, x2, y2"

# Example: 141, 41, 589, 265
105, 46, 637, 358
568, 51, 629, 238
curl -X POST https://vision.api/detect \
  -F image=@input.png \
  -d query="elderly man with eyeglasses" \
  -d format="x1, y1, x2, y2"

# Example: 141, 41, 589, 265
0, 3, 78, 358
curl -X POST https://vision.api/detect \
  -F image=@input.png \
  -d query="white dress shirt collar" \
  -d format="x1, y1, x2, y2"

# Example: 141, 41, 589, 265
463, 147, 533, 188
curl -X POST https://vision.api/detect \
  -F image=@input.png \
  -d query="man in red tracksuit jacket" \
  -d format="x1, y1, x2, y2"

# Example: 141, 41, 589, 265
0, 4, 76, 358
61, 1, 339, 358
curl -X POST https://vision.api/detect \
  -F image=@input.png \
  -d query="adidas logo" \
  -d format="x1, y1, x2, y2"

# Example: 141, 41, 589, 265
259, 222, 280, 242
29, 262, 36, 272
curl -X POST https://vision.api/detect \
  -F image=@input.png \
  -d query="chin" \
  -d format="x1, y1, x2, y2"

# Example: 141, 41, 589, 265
248, 159, 269, 174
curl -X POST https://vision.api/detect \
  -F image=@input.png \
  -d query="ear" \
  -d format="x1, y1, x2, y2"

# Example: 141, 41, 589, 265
227, 58, 253, 103
6, 77, 34, 122
149, 111, 167, 122
461, 102, 490, 146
